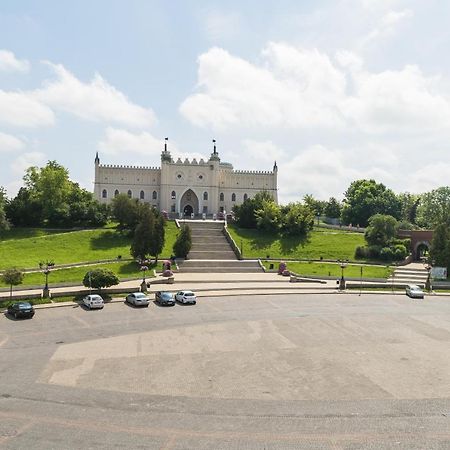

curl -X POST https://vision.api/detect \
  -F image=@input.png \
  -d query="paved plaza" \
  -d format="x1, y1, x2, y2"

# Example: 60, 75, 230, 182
1, 292, 450, 448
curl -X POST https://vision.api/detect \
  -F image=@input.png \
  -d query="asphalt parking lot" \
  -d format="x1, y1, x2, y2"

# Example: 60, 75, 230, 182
1, 293, 450, 449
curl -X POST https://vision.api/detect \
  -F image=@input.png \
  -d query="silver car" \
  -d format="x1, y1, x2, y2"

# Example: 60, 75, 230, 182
82, 294, 104, 309
406, 284, 424, 299
126, 292, 150, 307
175, 290, 197, 304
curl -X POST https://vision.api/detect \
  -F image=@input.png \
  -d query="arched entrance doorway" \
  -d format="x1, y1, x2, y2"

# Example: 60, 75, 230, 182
415, 241, 430, 261
179, 189, 199, 217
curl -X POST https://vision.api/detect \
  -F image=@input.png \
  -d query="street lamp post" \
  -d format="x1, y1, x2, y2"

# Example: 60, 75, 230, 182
425, 259, 435, 293
138, 259, 149, 292
39, 260, 54, 298
337, 259, 348, 291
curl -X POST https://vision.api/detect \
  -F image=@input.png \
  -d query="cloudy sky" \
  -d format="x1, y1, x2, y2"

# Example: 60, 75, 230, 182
1, 0, 450, 203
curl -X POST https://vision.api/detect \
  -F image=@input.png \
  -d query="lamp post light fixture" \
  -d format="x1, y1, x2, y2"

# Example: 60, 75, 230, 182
337, 259, 348, 291
138, 259, 149, 292
39, 260, 55, 298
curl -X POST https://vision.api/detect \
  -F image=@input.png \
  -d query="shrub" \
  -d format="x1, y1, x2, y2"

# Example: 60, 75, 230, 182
173, 225, 192, 258
355, 246, 369, 259
82, 268, 119, 290
380, 247, 394, 261
393, 244, 408, 261
368, 245, 382, 258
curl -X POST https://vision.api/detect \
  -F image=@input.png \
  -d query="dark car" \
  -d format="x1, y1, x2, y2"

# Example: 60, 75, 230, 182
155, 291, 175, 306
7, 302, 35, 319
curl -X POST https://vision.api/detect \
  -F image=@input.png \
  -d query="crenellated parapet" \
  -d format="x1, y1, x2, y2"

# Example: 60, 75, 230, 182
99, 164, 160, 171
232, 170, 276, 175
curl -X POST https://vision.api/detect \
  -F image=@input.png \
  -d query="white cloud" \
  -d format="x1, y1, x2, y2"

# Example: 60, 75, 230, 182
36, 63, 156, 128
203, 10, 243, 41
0, 132, 25, 152
0, 49, 30, 73
98, 127, 162, 156
180, 44, 347, 131
11, 151, 46, 176
237, 140, 285, 168
0, 90, 55, 128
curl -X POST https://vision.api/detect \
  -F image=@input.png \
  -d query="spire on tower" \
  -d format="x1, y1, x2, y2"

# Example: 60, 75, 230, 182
164, 137, 168, 152
213, 139, 217, 154
95, 152, 100, 164
273, 160, 278, 171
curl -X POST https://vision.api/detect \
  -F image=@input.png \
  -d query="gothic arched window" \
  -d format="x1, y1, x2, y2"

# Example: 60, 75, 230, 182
140, 190, 145, 200
203, 191, 208, 201
102, 189, 107, 198
152, 190, 157, 200
231, 193, 236, 202
220, 192, 224, 202
127, 190, 132, 198
171, 191, 176, 200
114, 189, 119, 197
243, 193, 248, 201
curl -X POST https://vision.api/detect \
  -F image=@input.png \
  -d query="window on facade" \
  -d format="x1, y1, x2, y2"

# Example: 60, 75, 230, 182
127, 190, 132, 198
152, 191, 157, 200
171, 191, 176, 200
220, 192, 224, 202
171, 204, 175, 212
114, 189, 119, 197
244, 193, 248, 201
140, 190, 145, 200
203, 191, 208, 201
203, 206, 208, 214
102, 189, 107, 198
220, 206, 224, 213
231, 193, 236, 202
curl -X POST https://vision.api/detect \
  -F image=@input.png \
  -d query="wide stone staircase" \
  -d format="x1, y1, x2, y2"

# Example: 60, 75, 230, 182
387, 264, 429, 287
178, 221, 262, 273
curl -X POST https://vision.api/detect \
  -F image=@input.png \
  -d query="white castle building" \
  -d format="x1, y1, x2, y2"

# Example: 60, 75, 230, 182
94, 140, 278, 217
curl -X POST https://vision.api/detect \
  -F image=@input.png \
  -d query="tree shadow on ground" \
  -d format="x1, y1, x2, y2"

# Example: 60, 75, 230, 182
117, 261, 157, 276
89, 230, 131, 251
278, 233, 311, 255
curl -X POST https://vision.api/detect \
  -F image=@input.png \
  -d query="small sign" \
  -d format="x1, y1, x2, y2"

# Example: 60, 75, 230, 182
431, 267, 447, 280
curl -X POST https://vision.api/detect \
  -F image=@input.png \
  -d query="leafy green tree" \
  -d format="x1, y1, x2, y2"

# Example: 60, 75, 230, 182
364, 214, 398, 247
149, 212, 165, 262
416, 187, 450, 228
0, 187, 10, 233
82, 268, 119, 290
5, 187, 43, 226
233, 191, 274, 228
397, 192, 420, 224
324, 197, 342, 219
111, 194, 139, 230
173, 225, 192, 258
130, 207, 155, 260
255, 199, 281, 232
341, 179, 401, 227
2, 269, 24, 300
430, 223, 450, 270
303, 194, 326, 216
281, 202, 315, 236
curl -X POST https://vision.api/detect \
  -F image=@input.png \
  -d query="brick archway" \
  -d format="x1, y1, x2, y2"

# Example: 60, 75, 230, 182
398, 230, 434, 260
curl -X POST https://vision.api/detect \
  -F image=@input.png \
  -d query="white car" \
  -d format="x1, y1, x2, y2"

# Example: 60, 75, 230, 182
175, 291, 197, 304
126, 292, 150, 307
406, 284, 424, 299
82, 294, 104, 309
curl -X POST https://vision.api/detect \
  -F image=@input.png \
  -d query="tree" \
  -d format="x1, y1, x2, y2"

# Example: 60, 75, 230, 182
397, 192, 420, 225
5, 187, 43, 227
303, 194, 326, 216
82, 269, 119, 290
0, 187, 10, 233
111, 194, 139, 230
233, 191, 274, 228
341, 179, 401, 227
255, 199, 281, 232
416, 187, 450, 228
364, 214, 398, 247
324, 197, 342, 219
430, 223, 450, 270
130, 207, 155, 260
281, 202, 315, 236
173, 225, 192, 258
149, 212, 165, 261
2, 269, 24, 300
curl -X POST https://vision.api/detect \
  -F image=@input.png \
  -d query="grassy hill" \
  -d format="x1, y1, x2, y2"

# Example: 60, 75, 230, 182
0, 221, 178, 271
227, 225, 366, 261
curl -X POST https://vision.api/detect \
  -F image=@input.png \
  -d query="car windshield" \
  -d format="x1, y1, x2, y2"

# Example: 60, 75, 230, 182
409, 286, 420, 290
91, 295, 102, 301
135, 294, 147, 299
161, 293, 173, 299
184, 292, 194, 296
18, 303, 32, 309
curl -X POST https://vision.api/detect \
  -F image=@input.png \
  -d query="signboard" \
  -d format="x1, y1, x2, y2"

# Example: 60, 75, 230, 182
431, 267, 447, 280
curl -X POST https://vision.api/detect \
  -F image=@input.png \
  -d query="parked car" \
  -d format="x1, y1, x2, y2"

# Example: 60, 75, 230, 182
126, 292, 150, 307
175, 290, 197, 304
155, 291, 175, 306
7, 302, 35, 319
82, 294, 104, 309
406, 284, 424, 299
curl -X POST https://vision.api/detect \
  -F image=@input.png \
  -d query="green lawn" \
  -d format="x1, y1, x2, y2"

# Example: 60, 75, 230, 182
263, 261, 392, 279
0, 261, 158, 288
0, 221, 179, 270
228, 225, 365, 261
